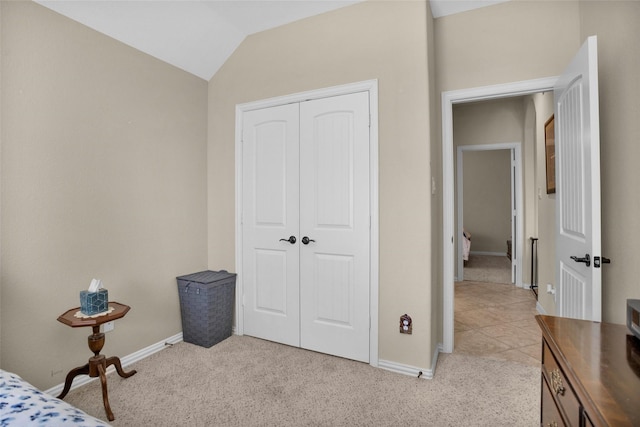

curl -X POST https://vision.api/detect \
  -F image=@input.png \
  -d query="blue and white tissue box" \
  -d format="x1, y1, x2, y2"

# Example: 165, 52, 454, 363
80, 279, 108, 315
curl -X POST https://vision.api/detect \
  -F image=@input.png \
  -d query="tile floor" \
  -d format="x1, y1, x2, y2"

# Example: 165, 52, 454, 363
454, 280, 542, 367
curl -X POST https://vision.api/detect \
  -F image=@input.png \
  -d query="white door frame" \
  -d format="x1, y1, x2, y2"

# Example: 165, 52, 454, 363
235, 79, 379, 366
442, 77, 557, 353
456, 143, 523, 287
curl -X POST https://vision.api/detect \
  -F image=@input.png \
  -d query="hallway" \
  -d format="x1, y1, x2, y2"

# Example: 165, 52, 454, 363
454, 281, 541, 367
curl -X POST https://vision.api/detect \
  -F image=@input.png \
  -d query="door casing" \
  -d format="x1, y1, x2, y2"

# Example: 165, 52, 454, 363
235, 80, 379, 367
441, 77, 558, 353
456, 143, 523, 287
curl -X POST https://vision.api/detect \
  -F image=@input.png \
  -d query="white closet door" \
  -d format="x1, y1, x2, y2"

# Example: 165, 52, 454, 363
299, 92, 371, 362
242, 103, 300, 347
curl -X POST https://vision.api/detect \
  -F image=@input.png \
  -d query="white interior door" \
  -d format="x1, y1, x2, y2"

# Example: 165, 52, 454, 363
555, 36, 602, 321
241, 92, 371, 362
242, 103, 300, 346
299, 92, 371, 363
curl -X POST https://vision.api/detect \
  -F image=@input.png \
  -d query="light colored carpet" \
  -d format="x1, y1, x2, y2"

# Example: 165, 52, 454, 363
63, 336, 539, 426
464, 254, 512, 284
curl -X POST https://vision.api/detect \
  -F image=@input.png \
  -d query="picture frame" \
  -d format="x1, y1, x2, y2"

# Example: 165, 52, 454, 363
544, 115, 555, 194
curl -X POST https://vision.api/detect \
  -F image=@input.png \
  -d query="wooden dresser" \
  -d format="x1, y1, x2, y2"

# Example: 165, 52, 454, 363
536, 315, 640, 426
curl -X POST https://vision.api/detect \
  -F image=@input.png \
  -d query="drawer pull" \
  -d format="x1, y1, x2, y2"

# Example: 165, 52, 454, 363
547, 422, 558, 427
550, 369, 566, 396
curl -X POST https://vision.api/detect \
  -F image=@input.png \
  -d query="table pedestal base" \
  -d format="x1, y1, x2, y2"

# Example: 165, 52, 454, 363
57, 326, 136, 421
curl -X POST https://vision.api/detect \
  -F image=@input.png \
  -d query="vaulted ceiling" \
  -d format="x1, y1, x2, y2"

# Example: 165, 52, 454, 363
35, 0, 509, 81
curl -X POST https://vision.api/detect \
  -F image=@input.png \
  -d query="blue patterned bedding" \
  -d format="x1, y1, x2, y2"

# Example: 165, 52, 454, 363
0, 369, 110, 426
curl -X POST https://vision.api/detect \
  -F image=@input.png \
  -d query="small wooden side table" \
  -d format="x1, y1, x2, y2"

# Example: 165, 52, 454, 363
57, 301, 137, 421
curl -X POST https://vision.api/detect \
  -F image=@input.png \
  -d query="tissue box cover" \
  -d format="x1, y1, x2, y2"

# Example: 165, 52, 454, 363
80, 288, 109, 315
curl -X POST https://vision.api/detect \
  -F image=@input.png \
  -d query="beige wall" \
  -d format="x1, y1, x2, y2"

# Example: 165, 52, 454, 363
579, 1, 640, 323
208, 1, 434, 369
1, 2, 208, 389
427, 1, 440, 364
462, 150, 511, 253
532, 92, 556, 314
435, 1, 582, 92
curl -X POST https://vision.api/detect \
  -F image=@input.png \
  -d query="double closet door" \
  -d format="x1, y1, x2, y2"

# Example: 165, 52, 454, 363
241, 92, 370, 363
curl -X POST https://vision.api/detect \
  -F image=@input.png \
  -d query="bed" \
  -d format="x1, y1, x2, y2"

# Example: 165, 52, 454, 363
462, 228, 471, 261
0, 369, 110, 426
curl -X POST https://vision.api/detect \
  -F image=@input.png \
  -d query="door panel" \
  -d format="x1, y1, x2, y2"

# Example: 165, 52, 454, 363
314, 254, 354, 326
242, 104, 300, 346
555, 36, 602, 321
254, 249, 288, 314
299, 92, 370, 362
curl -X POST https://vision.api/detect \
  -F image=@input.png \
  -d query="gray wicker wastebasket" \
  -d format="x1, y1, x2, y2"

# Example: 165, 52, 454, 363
176, 270, 236, 348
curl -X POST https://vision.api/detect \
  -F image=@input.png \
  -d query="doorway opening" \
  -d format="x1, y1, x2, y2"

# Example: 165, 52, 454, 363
456, 143, 522, 287
441, 77, 558, 353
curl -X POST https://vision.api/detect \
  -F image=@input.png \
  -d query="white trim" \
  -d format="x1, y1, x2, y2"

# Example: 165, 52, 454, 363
456, 142, 523, 287
378, 343, 441, 380
378, 360, 431, 379
44, 332, 183, 396
469, 251, 509, 257
441, 77, 558, 354
536, 301, 547, 314
235, 80, 379, 367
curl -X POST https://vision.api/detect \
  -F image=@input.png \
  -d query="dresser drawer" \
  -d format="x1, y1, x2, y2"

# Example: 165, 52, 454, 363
542, 340, 581, 426
542, 375, 566, 427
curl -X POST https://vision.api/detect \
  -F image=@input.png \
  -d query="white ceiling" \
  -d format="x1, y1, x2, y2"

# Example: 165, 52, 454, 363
35, 0, 509, 81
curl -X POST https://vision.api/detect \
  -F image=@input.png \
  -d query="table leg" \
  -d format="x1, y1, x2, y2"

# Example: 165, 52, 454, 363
57, 363, 90, 399
97, 363, 115, 422
106, 356, 137, 378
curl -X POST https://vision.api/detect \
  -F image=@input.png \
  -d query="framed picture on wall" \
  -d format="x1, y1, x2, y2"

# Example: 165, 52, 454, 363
545, 115, 555, 194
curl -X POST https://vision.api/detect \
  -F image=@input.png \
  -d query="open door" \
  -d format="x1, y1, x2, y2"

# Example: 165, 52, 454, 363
554, 36, 603, 321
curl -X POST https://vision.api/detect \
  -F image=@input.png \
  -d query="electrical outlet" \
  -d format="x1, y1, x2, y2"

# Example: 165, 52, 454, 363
399, 314, 412, 334
546, 284, 557, 303
102, 321, 114, 333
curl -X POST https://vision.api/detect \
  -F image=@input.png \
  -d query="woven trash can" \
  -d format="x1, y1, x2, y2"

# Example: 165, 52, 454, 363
176, 270, 236, 348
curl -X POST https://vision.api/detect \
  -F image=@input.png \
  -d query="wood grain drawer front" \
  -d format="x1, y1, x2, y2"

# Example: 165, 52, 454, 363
583, 411, 595, 427
543, 341, 581, 426
542, 375, 566, 427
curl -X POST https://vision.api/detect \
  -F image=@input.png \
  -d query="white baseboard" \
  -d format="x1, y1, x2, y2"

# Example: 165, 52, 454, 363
45, 332, 183, 396
469, 251, 507, 257
46, 330, 447, 395
536, 301, 547, 314
378, 344, 442, 380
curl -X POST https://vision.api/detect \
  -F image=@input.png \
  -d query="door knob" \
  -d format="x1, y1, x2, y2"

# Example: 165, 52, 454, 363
594, 256, 611, 268
302, 236, 315, 245
279, 236, 296, 244
570, 253, 590, 267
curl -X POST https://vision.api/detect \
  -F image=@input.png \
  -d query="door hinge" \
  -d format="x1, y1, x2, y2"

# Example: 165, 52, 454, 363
594, 256, 611, 268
